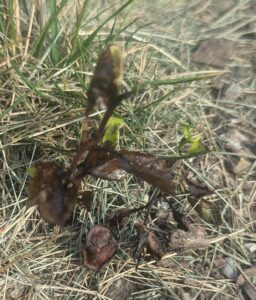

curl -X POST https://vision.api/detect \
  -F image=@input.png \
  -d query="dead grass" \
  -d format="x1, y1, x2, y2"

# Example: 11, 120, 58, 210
1, 0, 256, 299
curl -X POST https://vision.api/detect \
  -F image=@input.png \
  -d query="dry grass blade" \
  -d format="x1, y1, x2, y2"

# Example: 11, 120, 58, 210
1, 0, 255, 299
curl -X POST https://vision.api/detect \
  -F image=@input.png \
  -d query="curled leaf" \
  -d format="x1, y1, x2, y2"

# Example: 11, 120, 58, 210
185, 178, 221, 225
134, 223, 163, 266
83, 225, 118, 271
87, 45, 123, 110
27, 161, 77, 226
178, 126, 208, 155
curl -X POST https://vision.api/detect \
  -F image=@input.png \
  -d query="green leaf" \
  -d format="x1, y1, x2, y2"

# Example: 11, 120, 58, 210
101, 116, 124, 147
27, 166, 37, 177
178, 125, 208, 155
188, 136, 207, 154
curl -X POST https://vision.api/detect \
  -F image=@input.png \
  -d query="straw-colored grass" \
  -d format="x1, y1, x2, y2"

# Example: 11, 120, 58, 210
1, 0, 255, 299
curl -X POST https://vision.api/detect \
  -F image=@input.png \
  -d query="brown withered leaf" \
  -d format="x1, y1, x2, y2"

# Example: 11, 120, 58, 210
147, 231, 164, 259
70, 46, 125, 171
220, 257, 239, 280
91, 160, 127, 181
237, 266, 256, 300
192, 38, 235, 67
169, 227, 209, 251
106, 208, 130, 228
237, 266, 256, 286
76, 148, 127, 181
27, 161, 77, 226
185, 178, 221, 225
134, 223, 164, 266
117, 150, 177, 195
243, 282, 256, 300
87, 45, 123, 110
174, 213, 192, 232
77, 148, 177, 194
185, 178, 212, 198
83, 225, 118, 271
80, 190, 94, 212
168, 201, 192, 231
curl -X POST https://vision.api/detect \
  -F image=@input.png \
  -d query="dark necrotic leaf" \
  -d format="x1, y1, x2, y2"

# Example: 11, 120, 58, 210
76, 148, 127, 181
77, 148, 177, 194
185, 178, 221, 225
106, 208, 130, 228
27, 161, 77, 226
117, 150, 177, 195
87, 45, 123, 110
83, 225, 118, 271
134, 222, 164, 266
80, 190, 94, 212
70, 46, 124, 171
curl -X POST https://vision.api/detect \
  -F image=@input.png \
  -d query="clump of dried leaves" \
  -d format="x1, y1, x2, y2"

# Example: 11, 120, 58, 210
27, 45, 222, 271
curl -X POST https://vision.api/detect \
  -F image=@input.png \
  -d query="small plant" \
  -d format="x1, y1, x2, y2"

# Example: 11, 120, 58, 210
27, 45, 221, 271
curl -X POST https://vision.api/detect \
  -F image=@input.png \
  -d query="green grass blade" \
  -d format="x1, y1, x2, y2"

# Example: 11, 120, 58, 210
67, 0, 133, 65
32, 0, 68, 58
73, 0, 90, 42
49, 0, 60, 65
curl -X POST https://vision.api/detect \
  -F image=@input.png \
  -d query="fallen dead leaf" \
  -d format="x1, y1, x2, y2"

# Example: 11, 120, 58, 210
244, 243, 256, 253
27, 161, 78, 226
219, 129, 250, 152
134, 222, 164, 265
222, 83, 241, 100
237, 266, 256, 286
192, 38, 235, 67
7, 282, 28, 299
185, 178, 221, 224
237, 266, 256, 300
169, 227, 209, 251
233, 156, 252, 174
83, 225, 118, 271
243, 281, 256, 300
